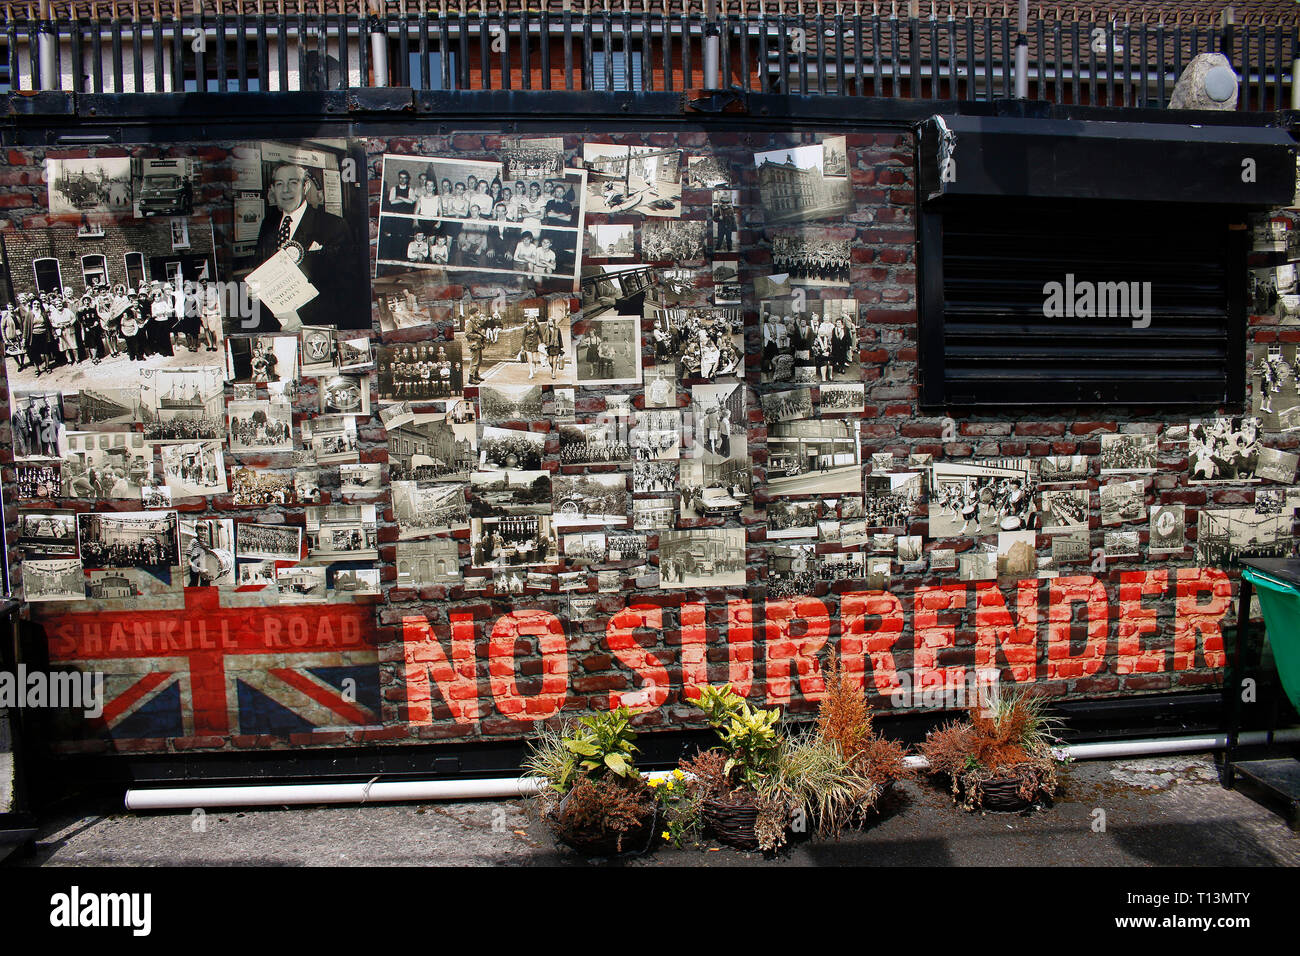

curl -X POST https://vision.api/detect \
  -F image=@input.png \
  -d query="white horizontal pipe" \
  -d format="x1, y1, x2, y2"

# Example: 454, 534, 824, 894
123, 733, 1300, 810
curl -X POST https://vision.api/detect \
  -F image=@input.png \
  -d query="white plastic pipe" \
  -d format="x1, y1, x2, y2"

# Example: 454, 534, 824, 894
369, 24, 389, 88
1013, 0, 1028, 99
123, 734, 1299, 811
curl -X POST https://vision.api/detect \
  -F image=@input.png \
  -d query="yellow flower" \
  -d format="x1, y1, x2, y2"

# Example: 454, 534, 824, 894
673, 769, 685, 780
647, 777, 661, 788
661, 831, 671, 840
665, 780, 674, 791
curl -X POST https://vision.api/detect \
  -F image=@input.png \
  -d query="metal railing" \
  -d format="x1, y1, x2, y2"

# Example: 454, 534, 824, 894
1, 4, 1297, 111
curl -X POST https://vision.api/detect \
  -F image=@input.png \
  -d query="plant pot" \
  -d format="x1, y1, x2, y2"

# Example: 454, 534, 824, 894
547, 790, 658, 857
699, 793, 763, 851
976, 773, 1036, 812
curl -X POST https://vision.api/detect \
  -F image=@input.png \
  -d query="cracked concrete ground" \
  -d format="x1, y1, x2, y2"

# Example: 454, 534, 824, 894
7, 753, 1298, 867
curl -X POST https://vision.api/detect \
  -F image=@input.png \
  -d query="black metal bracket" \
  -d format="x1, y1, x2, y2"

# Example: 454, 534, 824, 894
685, 89, 749, 115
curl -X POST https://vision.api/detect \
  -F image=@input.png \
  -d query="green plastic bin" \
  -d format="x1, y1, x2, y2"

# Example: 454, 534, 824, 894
1242, 566, 1300, 714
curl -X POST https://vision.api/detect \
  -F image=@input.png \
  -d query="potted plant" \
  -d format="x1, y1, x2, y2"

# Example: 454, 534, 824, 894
523, 706, 658, 855
813, 650, 912, 805
918, 685, 1067, 813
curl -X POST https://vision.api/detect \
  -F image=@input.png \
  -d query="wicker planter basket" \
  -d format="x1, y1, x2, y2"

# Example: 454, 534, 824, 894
700, 794, 763, 850
547, 792, 658, 856
976, 773, 1036, 812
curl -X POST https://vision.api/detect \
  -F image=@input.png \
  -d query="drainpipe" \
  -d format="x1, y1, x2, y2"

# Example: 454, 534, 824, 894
703, 0, 721, 90
37, 0, 59, 91
123, 731, 1300, 810
1013, 0, 1028, 99
368, 0, 389, 88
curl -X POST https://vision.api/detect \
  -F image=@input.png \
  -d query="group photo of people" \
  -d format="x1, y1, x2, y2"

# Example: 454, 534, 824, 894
376, 343, 465, 401
1190, 417, 1262, 483
770, 235, 851, 286
760, 302, 859, 383
651, 307, 743, 383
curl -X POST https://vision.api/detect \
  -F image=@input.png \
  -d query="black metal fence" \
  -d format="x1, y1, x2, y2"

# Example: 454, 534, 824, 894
1, 6, 1296, 111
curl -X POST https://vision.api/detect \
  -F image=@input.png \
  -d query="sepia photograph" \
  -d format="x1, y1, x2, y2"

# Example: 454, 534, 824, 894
997, 530, 1038, 578
678, 445, 754, 520
1196, 508, 1293, 566
226, 334, 299, 385
15, 461, 63, 500
686, 155, 729, 189
338, 462, 384, 494
376, 341, 466, 402
643, 366, 677, 409
760, 298, 859, 384
651, 305, 744, 384
392, 482, 469, 539
633, 460, 678, 494
46, 156, 133, 215
659, 528, 746, 588
574, 314, 643, 386
227, 399, 293, 452
299, 325, 340, 376
558, 420, 631, 465
236, 521, 302, 561
23, 558, 86, 603
305, 505, 379, 562
470, 469, 553, 517
641, 220, 707, 261
158, 439, 226, 498
819, 383, 866, 414
927, 460, 1035, 536
761, 387, 814, 426
711, 259, 742, 305
1256, 445, 1300, 484
1103, 530, 1141, 560
583, 143, 682, 218
180, 517, 236, 587
630, 410, 682, 462
709, 191, 741, 254
767, 419, 862, 495
769, 233, 851, 287
302, 414, 359, 465
1149, 504, 1187, 555
17, 511, 80, 557
229, 466, 299, 506
456, 297, 571, 387
140, 367, 224, 443
319, 373, 370, 416
1100, 479, 1147, 527
1100, 432, 1159, 474
552, 472, 629, 530
1253, 343, 1300, 432
470, 515, 559, 568
387, 413, 476, 481
478, 383, 545, 421
586, 223, 637, 259
59, 430, 152, 499
1050, 529, 1092, 565
1038, 455, 1090, 484
767, 543, 818, 598
767, 499, 820, 540
563, 532, 607, 568
479, 424, 545, 472
864, 472, 923, 529
396, 537, 461, 587
632, 497, 675, 531
1040, 488, 1090, 533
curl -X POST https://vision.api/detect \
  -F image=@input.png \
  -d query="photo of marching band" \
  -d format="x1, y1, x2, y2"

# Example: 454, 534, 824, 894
927, 461, 1037, 537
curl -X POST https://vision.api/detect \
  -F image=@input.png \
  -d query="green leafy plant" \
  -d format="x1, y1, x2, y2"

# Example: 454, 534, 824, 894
691, 687, 782, 791
522, 720, 579, 794
648, 770, 703, 847
562, 706, 641, 781
759, 729, 878, 845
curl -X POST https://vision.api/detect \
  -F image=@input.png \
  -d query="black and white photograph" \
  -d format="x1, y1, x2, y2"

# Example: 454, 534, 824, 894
767, 419, 862, 495
863, 472, 924, 528
586, 223, 636, 259
1100, 432, 1159, 474
376, 341, 466, 402
179, 517, 236, 587
686, 155, 730, 189
23, 558, 86, 603
158, 439, 227, 498
1252, 343, 1300, 432
305, 505, 379, 562
650, 305, 744, 384
140, 367, 224, 442
1249, 263, 1283, 315
1189, 417, 1262, 483
479, 425, 545, 472
230, 467, 299, 506
141, 483, 172, 509
630, 410, 682, 461
319, 373, 370, 416
633, 461, 679, 495
553, 386, 576, 420
689, 383, 745, 459
558, 420, 631, 466
997, 530, 1038, 578
643, 366, 677, 409
302, 414, 359, 465
711, 259, 742, 306
927, 460, 1036, 536
295, 468, 321, 502
17, 511, 80, 557
1040, 488, 1090, 533
456, 297, 572, 387
388, 414, 476, 481
754, 274, 792, 300
1149, 504, 1186, 555
957, 548, 998, 582
659, 528, 746, 588
470, 469, 553, 517
1256, 445, 1300, 484
564, 532, 607, 568
583, 143, 682, 217
78, 510, 180, 568
1255, 488, 1289, 515
869, 533, 897, 554
277, 565, 327, 602
767, 544, 818, 598
338, 462, 385, 493
574, 314, 643, 387
1100, 478, 1147, 526
607, 532, 647, 562
338, 337, 373, 373
1103, 530, 1141, 560
478, 383, 545, 422
678, 446, 754, 520
1, 223, 224, 393
761, 387, 814, 426
767, 499, 820, 540
754, 142, 853, 225
9, 390, 68, 460
1050, 529, 1091, 566
15, 461, 63, 500
230, 139, 369, 333
1038, 455, 1090, 484
552, 472, 629, 530
558, 570, 589, 592
596, 569, 624, 593
373, 272, 442, 333
86, 567, 147, 598
470, 515, 560, 569
133, 156, 197, 218
392, 482, 469, 539
227, 399, 293, 452
396, 537, 461, 587
59, 430, 152, 499
819, 383, 866, 414
226, 334, 299, 385
709, 190, 741, 255
828, 551, 869, 586
75, 386, 142, 431
818, 520, 842, 543
1197, 508, 1293, 566
633, 497, 676, 532
605, 394, 634, 417
330, 567, 381, 597
759, 299, 859, 383
46, 156, 133, 215
299, 326, 340, 376
484, 134, 563, 183
930, 548, 957, 572
376, 154, 586, 294
641, 220, 707, 261
769, 233, 851, 287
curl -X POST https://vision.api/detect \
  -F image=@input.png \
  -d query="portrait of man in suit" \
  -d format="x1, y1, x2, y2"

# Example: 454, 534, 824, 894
252, 160, 362, 332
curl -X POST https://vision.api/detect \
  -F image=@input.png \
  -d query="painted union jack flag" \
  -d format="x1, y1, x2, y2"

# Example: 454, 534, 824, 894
42, 589, 381, 740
